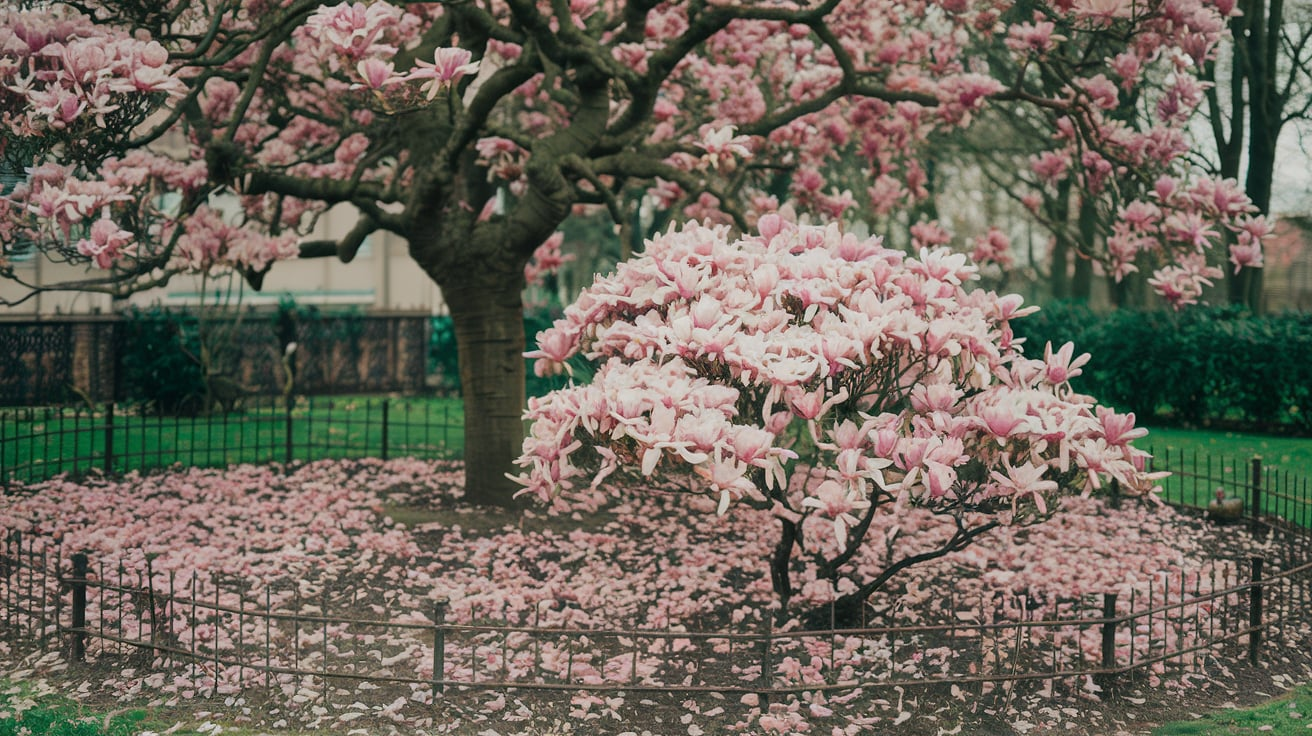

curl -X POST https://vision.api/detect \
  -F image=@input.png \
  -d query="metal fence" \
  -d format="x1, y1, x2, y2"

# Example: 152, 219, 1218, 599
0, 396, 462, 487
1, 450, 1310, 704
1, 527, 1308, 700
1147, 445, 1312, 533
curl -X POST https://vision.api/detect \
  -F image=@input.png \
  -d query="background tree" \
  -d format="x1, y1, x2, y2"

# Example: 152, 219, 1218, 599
1202, 0, 1312, 309
0, 0, 1261, 506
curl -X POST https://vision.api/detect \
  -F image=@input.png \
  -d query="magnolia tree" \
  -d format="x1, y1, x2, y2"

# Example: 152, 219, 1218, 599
514, 216, 1159, 619
0, 0, 1258, 505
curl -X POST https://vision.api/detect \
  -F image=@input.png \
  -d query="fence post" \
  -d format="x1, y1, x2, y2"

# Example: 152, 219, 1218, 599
70, 552, 88, 662
432, 596, 448, 695
4, 531, 18, 638
1098, 592, 1118, 688
102, 404, 115, 475
284, 401, 294, 467
1249, 556, 1264, 666
1249, 456, 1263, 535
380, 400, 390, 461
760, 616, 773, 706
1, 409, 7, 487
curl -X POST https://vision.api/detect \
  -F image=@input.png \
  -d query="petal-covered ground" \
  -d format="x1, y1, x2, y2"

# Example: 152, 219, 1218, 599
1, 459, 1308, 735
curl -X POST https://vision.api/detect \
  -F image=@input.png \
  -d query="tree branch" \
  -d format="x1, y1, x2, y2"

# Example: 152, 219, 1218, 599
296, 213, 379, 263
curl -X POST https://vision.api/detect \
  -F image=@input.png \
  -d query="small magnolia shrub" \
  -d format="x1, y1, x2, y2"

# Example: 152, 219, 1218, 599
514, 216, 1161, 619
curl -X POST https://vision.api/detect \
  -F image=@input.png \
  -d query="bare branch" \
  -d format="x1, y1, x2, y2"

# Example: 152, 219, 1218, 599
297, 213, 380, 264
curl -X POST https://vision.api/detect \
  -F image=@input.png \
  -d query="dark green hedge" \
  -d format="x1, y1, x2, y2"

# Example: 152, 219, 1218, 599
117, 305, 207, 414
1012, 302, 1312, 433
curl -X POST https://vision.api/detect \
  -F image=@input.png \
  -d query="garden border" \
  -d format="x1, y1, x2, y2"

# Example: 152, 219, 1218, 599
1, 448, 1310, 700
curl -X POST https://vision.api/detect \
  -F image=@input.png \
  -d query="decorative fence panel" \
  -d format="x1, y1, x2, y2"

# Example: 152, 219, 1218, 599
1147, 446, 1312, 541
0, 317, 119, 406
1, 411, 1310, 710
0, 311, 430, 406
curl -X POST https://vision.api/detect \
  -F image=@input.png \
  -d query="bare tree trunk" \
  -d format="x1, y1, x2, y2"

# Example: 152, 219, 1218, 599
445, 278, 529, 508
1045, 180, 1074, 301
1072, 195, 1097, 302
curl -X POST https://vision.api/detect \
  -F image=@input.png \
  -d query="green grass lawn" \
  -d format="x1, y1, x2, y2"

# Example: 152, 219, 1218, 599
4, 398, 1310, 526
1141, 425, 1312, 527
0, 395, 463, 485
1142, 426, 1312, 478
1152, 683, 1312, 735
0, 680, 159, 736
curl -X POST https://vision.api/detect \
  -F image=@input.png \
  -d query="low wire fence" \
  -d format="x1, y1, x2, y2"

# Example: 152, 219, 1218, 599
1, 448, 1310, 704
0, 397, 462, 487
1, 529, 1309, 700
1147, 445, 1312, 533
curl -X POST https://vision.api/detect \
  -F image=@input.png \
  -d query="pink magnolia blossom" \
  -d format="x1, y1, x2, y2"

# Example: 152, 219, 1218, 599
75, 217, 133, 268
304, 1, 401, 60
524, 232, 575, 286
407, 47, 480, 100
1042, 341, 1092, 385
1148, 255, 1224, 308
1229, 236, 1264, 273
353, 59, 401, 90
696, 125, 753, 170
1007, 21, 1065, 55
970, 228, 1013, 268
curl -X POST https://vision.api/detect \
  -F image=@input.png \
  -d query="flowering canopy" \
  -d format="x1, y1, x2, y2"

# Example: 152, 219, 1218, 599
0, 0, 1258, 503
0, 0, 1265, 300
515, 217, 1160, 611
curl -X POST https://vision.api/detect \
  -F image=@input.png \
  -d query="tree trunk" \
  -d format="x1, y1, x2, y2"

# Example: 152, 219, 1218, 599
1241, 100, 1277, 313
770, 518, 798, 614
1072, 195, 1096, 302
1045, 180, 1073, 301
445, 279, 529, 508
1050, 235, 1069, 301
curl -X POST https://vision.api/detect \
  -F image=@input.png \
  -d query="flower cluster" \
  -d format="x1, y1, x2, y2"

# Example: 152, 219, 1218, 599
170, 205, 302, 274
523, 231, 574, 286
0, 7, 183, 139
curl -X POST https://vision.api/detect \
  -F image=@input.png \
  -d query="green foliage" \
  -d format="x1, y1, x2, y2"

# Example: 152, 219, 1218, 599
116, 305, 206, 414
430, 308, 593, 399
0, 683, 149, 736
1012, 304, 1312, 433
429, 314, 460, 393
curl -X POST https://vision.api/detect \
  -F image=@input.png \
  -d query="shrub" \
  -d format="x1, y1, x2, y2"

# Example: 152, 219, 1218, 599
116, 305, 206, 414
514, 218, 1155, 622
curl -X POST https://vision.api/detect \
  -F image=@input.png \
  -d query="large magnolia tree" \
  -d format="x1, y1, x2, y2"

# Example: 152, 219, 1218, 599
0, 0, 1262, 505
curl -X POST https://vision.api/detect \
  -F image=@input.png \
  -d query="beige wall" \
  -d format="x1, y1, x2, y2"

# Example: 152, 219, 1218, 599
1, 204, 447, 316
